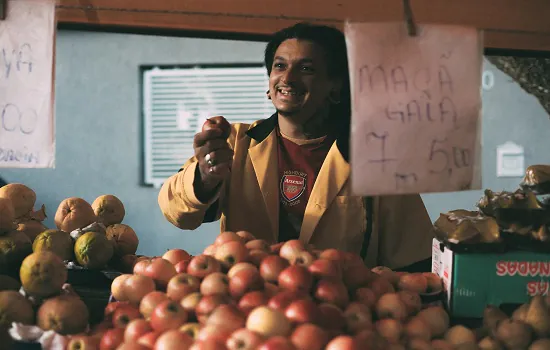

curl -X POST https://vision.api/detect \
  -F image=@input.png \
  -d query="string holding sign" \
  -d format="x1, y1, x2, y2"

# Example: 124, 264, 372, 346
345, 22, 483, 196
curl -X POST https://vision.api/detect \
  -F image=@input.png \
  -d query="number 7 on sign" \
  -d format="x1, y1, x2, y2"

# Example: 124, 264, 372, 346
364, 132, 397, 172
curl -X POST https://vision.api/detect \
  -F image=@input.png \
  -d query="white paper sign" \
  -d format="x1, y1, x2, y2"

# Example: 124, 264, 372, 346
0, 0, 56, 168
346, 22, 483, 196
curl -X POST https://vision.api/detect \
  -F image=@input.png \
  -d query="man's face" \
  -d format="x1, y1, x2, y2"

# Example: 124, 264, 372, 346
268, 39, 339, 124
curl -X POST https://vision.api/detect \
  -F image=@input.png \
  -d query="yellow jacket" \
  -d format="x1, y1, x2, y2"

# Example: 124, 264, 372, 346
158, 114, 434, 269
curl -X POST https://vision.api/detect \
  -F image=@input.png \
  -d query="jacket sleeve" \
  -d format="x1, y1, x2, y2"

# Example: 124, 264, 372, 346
157, 125, 238, 230
376, 194, 435, 270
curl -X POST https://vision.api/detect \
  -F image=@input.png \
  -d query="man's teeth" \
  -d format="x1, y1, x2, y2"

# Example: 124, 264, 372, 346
278, 88, 298, 96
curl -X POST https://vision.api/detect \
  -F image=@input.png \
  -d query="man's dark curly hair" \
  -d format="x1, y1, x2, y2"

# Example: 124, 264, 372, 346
264, 22, 351, 123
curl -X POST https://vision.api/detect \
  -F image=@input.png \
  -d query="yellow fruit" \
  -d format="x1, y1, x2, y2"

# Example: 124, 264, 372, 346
92, 195, 125, 226
0, 184, 36, 219
37, 294, 89, 335
32, 229, 74, 261
20, 251, 67, 297
74, 231, 114, 269
54, 197, 96, 233
0, 290, 34, 328
16, 220, 48, 242
106, 224, 139, 257
0, 235, 19, 274
0, 198, 16, 234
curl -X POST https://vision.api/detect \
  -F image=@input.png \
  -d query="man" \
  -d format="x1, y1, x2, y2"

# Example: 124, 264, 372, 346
158, 22, 434, 271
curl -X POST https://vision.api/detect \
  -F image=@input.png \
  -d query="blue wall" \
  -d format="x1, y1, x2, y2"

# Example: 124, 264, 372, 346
1, 30, 549, 256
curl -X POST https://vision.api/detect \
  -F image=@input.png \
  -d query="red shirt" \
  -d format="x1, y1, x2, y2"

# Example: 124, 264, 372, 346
277, 129, 334, 242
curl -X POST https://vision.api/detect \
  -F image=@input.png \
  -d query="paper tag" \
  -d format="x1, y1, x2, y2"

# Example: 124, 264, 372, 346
0, 0, 56, 168
346, 22, 483, 195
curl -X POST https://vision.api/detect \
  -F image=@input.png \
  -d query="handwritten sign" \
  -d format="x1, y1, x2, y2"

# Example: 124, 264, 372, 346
345, 22, 483, 196
0, 0, 56, 168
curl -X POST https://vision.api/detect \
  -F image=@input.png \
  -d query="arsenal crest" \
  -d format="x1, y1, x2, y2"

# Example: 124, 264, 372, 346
281, 174, 306, 202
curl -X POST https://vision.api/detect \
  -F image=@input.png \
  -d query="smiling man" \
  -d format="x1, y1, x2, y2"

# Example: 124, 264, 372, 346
158, 22, 435, 272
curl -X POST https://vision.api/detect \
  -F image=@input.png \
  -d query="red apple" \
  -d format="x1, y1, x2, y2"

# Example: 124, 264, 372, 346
267, 290, 309, 312
140, 291, 169, 319
398, 290, 422, 316
375, 318, 403, 344
236, 230, 256, 243
215, 241, 249, 270
260, 255, 289, 284
180, 292, 202, 314
167, 273, 201, 301
123, 274, 156, 305
116, 342, 149, 350
228, 262, 258, 279
314, 278, 349, 309
289, 251, 315, 267
249, 249, 270, 267
206, 304, 246, 332
238, 290, 270, 316
179, 322, 201, 340
398, 273, 429, 294
67, 336, 99, 350
371, 266, 400, 286
112, 304, 142, 329
279, 240, 306, 262
375, 293, 408, 321
150, 300, 188, 332
111, 274, 132, 302
200, 272, 230, 296
175, 259, 191, 274
202, 116, 231, 139
423, 272, 443, 293
143, 257, 177, 289
137, 331, 162, 348
246, 306, 291, 338
187, 255, 222, 279
163, 249, 191, 265
290, 323, 330, 350
215, 231, 243, 245
154, 329, 194, 350
124, 319, 152, 343
318, 303, 347, 332
133, 259, 151, 276
258, 336, 296, 350
318, 249, 347, 264
229, 267, 264, 299
104, 301, 130, 322
284, 298, 322, 325
226, 328, 264, 350
197, 325, 233, 344
278, 265, 313, 294
308, 259, 342, 280
369, 277, 396, 297
195, 294, 233, 324
325, 336, 361, 350
353, 287, 378, 308
100, 328, 125, 350
344, 302, 373, 335
203, 244, 217, 256
245, 239, 271, 252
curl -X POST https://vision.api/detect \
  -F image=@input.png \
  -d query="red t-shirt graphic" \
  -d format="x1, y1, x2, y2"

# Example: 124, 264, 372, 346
277, 129, 334, 242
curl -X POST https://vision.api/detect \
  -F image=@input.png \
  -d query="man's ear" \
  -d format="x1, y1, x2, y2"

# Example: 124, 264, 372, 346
329, 78, 343, 104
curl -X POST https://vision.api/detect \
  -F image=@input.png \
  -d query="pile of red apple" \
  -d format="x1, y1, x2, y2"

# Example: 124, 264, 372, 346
67, 231, 453, 350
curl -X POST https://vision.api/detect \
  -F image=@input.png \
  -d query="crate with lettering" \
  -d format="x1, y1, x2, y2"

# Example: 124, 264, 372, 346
432, 238, 550, 319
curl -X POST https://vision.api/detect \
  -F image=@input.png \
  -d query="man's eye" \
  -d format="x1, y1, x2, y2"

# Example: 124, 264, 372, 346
301, 66, 314, 72
274, 63, 285, 69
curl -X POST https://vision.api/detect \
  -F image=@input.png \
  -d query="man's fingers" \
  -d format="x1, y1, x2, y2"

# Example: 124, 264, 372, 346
193, 129, 223, 147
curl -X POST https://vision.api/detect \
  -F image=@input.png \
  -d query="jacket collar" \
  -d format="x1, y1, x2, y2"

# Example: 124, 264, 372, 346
245, 113, 351, 162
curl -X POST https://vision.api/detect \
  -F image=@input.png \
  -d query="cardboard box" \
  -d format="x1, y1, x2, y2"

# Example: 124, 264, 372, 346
432, 238, 550, 318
